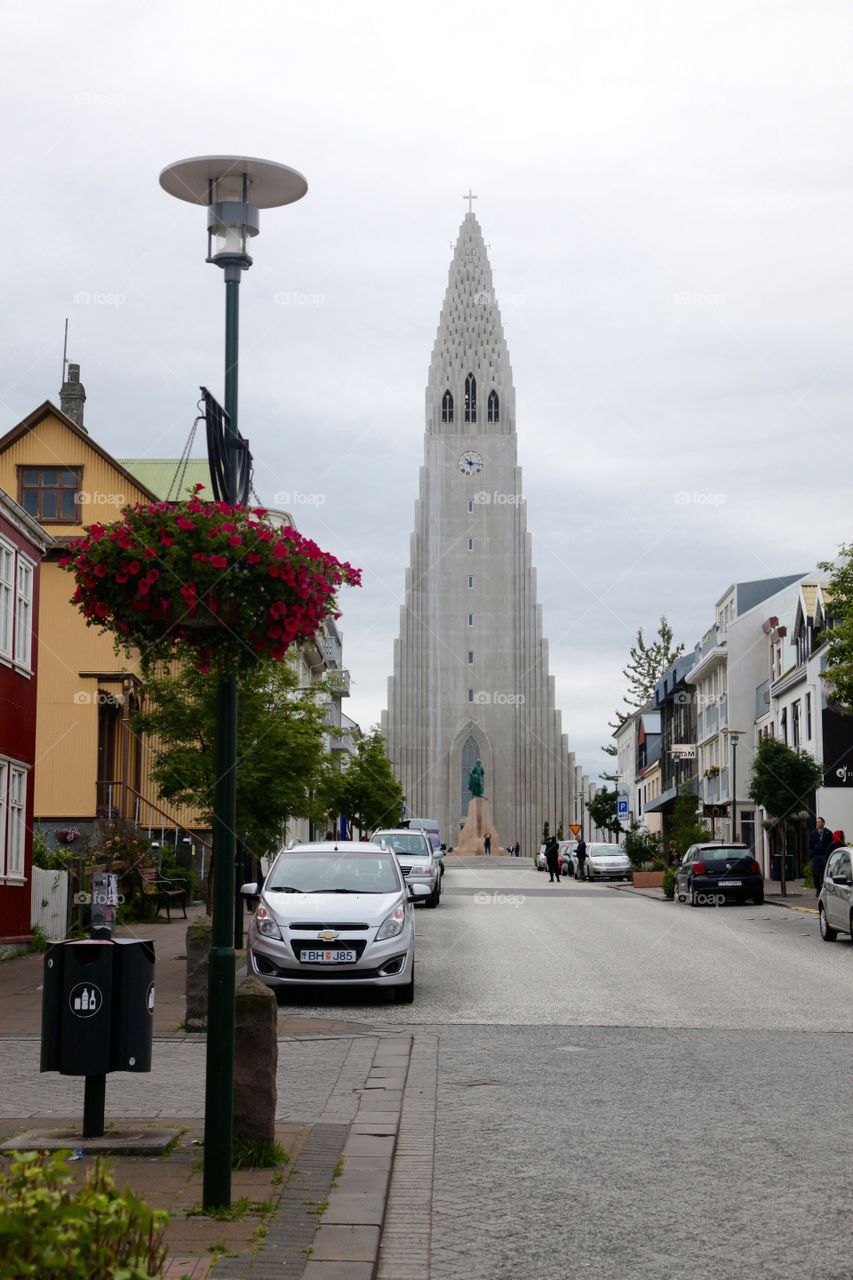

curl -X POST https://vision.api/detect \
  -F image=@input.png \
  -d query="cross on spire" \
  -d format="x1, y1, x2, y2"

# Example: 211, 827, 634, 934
464, 188, 477, 214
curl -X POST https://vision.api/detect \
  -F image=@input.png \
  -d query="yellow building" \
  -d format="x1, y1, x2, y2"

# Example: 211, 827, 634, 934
0, 377, 208, 844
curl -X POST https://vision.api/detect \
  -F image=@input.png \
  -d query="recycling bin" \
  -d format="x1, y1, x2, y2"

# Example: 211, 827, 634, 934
769, 853, 797, 882
41, 937, 155, 1137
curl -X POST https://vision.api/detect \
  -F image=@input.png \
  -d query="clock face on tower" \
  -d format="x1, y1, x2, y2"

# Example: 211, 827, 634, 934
458, 450, 484, 476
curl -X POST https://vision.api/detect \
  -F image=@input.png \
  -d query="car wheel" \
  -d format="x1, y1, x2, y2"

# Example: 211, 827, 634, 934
819, 905, 838, 942
393, 964, 415, 1003
426, 884, 440, 908
753, 888, 764, 906
689, 886, 700, 907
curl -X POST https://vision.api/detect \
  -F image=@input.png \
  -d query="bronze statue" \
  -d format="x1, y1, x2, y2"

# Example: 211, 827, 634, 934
468, 760, 485, 798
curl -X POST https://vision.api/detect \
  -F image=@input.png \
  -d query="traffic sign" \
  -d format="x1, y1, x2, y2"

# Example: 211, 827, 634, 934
569, 823, 582, 837
617, 797, 629, 820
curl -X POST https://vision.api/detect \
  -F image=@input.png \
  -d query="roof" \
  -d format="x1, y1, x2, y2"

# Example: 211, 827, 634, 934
117, 458, 212, 501
0, 402, 159, 503
800, 583, 818, 620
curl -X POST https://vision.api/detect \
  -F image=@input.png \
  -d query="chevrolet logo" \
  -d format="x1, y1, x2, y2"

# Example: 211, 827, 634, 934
317, 930, 339, 941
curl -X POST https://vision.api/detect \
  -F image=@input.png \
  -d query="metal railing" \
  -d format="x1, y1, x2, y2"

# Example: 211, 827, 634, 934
96, 780, 211, 851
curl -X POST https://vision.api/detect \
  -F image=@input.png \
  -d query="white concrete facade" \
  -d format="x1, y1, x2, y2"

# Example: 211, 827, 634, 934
382, 213, 573, 855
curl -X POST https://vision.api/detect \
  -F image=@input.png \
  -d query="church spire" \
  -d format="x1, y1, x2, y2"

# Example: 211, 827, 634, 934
426, 213, 515, 435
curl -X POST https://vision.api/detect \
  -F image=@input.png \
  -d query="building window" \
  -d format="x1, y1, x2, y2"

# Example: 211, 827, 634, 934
806, 691, 812, 740
15, 556, 33, 670
19, 467, 81, 522
0, 539, 13, 661
468, 538, 474, 551
468, 613, 473, 626
780, 707, 787, 744
464, 373, 477, 423
468, 688, 474, 702
0, 760, 6, 877
468, 650, 474, 664
441, 389, 454, 423
487, 389, 499, 423
792, 700, 801, 748
467, 499, 473, 513
6, 766, 26, 879
467, 575, 474, 589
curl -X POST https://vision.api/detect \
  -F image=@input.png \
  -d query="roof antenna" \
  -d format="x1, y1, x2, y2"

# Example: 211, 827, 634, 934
61, 318, 69, 384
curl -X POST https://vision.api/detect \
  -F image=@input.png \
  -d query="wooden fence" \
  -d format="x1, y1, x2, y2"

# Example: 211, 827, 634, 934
30, 867, 69, 940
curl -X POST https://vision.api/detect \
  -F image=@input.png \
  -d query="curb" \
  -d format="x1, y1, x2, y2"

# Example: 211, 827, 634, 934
304, 1033, 413, 1280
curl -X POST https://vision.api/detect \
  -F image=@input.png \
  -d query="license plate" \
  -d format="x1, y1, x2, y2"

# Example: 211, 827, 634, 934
718, 880, 742, 887
300, 949, 357, 964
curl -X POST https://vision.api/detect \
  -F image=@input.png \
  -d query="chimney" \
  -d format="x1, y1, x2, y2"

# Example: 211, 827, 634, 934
60, 362, 87, 431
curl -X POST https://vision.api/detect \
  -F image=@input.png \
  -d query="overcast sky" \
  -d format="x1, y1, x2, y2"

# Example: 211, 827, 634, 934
3, 0, 852, 780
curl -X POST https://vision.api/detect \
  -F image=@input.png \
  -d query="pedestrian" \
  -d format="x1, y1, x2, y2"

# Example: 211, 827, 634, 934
575, 837, 588, 881
544, 835, 560, 882
484, 832, 492, 856
513, 841, 521, 858
809, 817, 834, 896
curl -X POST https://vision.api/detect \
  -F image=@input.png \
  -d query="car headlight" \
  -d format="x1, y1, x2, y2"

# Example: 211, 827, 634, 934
376, 903, 405, 941
255, 904, 282, 940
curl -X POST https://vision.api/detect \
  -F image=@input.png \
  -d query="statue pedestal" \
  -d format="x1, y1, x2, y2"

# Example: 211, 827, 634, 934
450, 797, 502, 856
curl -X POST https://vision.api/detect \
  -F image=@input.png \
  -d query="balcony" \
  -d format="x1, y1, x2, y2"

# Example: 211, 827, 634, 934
327, 668, 351, 697
697, 710, 705, 741
704, 775, 719, 803
718, 693, 728, 729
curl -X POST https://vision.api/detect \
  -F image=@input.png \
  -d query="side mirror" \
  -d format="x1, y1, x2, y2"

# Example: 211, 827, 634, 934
408, 883, 431, 899
240, 882, 259, 898
832, 874, 852, 886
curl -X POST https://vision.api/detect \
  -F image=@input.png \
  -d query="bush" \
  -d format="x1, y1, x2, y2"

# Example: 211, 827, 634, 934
662, 866, 677, 899
624, 822, 663, 870
0, 1150, 167, 1279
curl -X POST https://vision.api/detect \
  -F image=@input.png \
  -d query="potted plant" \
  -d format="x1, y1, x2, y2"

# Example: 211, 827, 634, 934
624, 822, 666, 888
60, 488, 361, 673
54, 827, 80, 845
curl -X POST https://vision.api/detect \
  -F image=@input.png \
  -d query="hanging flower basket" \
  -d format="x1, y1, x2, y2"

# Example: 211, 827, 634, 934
59, 487, 361, 672
54, 827, 81, 845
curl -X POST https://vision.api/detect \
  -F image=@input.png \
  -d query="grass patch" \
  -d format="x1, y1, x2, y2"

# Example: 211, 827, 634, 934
304, 1198, 329, 1217
160, 1127, 189, 1158
187, 1197, 274, 1221
231, 1137, 288, 1170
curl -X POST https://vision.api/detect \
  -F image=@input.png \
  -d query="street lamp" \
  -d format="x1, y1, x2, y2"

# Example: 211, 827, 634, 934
730, 731, 742, 842
159, 155, 307, 1210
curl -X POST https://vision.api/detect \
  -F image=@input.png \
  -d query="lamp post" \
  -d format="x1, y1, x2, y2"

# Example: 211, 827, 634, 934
730, 731, 742, 842
159, 155, 307, 1209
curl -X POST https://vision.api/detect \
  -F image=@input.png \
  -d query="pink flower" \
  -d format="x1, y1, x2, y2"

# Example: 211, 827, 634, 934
176, 516, 195, 530
209, 555, 228, 570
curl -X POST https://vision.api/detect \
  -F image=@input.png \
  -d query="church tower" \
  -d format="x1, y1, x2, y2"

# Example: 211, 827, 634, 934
382, 209, 573, 854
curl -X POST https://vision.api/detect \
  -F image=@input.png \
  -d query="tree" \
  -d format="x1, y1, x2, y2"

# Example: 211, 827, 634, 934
748, 737, 824, 896
819, 547, 853, 709
669, 793, 711, 862
586, 787, 621, 837
134, 658, 331, 861
603, 616, 684, 765
623, 821, 663, 870
326, 727, 404, 835
556, 820, 564, 840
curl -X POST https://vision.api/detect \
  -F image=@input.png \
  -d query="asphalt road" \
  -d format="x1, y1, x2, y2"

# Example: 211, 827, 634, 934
283, 863, 853, 1280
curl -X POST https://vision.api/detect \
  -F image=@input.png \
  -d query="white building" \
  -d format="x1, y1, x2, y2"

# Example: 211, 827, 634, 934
382, 212, 574, 852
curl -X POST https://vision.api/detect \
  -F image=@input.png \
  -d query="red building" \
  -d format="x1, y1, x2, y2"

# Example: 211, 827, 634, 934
0, 485, 51, 943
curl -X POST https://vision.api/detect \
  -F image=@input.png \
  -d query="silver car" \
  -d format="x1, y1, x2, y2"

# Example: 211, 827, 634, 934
372, 829, 441, 907
243, 842, 428, 1003
818, 846, 853, 942
576, 843, 632, 881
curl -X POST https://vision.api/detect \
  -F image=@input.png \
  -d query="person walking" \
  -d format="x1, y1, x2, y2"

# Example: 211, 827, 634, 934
575, 837, 588, 881
513, 841, 521, 858
484, 832, 492, 856
545, 835, 561, 882
809, 817, 834, 896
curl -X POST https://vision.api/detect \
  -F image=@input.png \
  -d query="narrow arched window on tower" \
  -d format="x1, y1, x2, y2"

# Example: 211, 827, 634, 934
442, 389, 454, 423
487, 389, 499, 423
464, 373, 477, 423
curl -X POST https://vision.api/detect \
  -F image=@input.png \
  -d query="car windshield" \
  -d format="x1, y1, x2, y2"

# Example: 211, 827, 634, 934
375, 834, 431, 858
589, 846, 626, 857
266, 853, 401, 895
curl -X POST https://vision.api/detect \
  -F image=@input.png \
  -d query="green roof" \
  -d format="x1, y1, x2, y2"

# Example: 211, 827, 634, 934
117, 459, 212, 501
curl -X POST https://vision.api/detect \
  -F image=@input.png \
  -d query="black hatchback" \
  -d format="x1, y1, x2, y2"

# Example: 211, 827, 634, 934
675, 843, 764, 907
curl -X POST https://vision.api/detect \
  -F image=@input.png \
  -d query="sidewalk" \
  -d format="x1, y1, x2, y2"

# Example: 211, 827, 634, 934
0, 908, 414, 1279
611, 877, 819, 913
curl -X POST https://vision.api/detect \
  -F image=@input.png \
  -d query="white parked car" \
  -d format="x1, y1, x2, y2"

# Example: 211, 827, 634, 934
571, 843, 631, 881
372, 829, 442, 907
818, 846, 853, 942
243, 842, 429, 1003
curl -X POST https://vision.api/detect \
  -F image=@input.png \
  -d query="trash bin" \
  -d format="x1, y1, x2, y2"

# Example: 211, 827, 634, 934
41, 937, 155, 1136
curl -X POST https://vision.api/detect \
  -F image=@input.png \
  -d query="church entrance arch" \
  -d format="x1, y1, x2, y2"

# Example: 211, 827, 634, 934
448, 721, 493, 831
